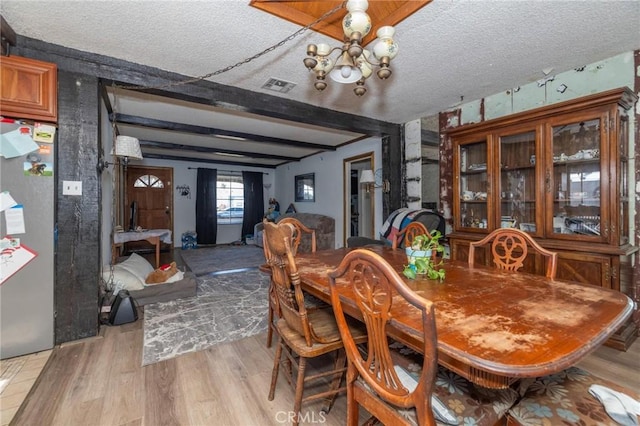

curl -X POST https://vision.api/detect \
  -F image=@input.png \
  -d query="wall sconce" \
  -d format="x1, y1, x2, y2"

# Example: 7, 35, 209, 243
360, 168, 390, 193
98, 135, 143, 172
263, 183, 272, 190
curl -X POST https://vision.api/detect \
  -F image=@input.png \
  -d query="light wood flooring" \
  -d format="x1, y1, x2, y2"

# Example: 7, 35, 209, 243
4, 309, 639, 425
3, 248, 639, 425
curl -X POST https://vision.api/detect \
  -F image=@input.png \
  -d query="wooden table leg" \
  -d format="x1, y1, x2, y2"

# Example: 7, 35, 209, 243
155, 237, 160, 268
141, 236, 161, 268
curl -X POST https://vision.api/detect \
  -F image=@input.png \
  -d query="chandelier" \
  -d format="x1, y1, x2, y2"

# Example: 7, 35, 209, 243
303, 0, 398, 96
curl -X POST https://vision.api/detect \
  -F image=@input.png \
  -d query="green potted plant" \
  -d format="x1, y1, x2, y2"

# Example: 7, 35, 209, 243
402, 230, 446, 281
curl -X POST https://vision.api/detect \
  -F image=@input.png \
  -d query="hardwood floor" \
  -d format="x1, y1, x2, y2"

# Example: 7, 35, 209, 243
5, 248, 639, 425
6, 309, 639, 425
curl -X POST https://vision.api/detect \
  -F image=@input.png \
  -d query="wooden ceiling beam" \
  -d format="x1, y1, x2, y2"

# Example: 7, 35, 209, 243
138, 140, 301, 161
113, 113, 338, 151
141, 152, 279, 168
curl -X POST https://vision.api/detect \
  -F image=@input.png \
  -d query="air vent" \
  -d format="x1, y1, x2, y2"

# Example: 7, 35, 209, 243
262, 78, 296, 93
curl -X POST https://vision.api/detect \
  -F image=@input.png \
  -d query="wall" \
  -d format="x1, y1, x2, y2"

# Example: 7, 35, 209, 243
100, 102, 114, 267
125, 158, 276, 247
275, 137, 382, 248
404, 119, 422, 209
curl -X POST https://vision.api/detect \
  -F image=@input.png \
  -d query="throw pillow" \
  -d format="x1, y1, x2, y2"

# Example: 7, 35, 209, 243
101, 266, 145, 291
117, 252, 154, 283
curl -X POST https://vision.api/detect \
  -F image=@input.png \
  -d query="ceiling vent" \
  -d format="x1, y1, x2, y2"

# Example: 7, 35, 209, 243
262, 78, 296, 93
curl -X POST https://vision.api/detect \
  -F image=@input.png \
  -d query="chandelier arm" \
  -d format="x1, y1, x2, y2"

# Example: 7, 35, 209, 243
359, 52, 385, 67
326, 45, 348, 58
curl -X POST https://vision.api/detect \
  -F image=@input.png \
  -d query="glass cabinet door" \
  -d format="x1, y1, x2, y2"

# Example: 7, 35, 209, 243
549, 117, 605, 241
498, 130, 538, 233
457, 139, 489, 230
618, 115, 629, 245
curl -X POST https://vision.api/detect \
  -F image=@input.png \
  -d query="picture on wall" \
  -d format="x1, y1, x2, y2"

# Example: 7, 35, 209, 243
295, 173, 315, 202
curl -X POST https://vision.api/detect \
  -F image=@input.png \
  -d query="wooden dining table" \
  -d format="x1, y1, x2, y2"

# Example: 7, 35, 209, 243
292, 245, 633, 389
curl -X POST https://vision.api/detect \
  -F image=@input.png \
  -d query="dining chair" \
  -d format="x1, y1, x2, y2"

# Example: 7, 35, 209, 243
468, 228, 558, 278
263, 221, 367, 426
278, 216, 317, 255
391, 221, 429, 249
328, 249, 518, 426
265, 217, 319, 348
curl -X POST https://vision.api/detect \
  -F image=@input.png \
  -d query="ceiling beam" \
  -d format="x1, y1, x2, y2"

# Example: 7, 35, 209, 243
141, 152, 278, 168
114, 113, 338, 151
0, 15, 16, 56
11, 36, 400, 137
138, 140, 300, 161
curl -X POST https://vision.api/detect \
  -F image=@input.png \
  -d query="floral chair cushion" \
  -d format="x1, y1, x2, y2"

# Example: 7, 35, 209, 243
508, 366, 639, 425
388, 341, 519, 426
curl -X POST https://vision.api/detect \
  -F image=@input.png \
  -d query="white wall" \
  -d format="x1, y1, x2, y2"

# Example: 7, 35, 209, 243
100, 154, 276, 263
405, 119, 422, 209
274, 137, 382, 248
136, 158, 276, 246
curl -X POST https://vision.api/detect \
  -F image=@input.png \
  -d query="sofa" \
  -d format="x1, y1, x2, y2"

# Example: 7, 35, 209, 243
254, 213, 335, 252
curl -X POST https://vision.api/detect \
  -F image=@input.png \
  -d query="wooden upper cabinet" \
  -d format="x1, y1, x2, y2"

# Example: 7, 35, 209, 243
0, 55, 57, 122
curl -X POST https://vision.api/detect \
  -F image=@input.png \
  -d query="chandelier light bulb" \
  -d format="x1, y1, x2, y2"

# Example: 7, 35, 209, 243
316, 43, 332, 56
329, 50, 363, 83
373, 26, 398, 61
343, 0, 371, 41
356, 50, 373, 79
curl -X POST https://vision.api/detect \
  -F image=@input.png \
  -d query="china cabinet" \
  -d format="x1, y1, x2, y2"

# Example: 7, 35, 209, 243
447, 87, 638, 350
0, 55, 57, 122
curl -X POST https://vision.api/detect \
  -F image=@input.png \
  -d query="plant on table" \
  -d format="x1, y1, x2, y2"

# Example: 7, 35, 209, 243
402, 230, 445, 281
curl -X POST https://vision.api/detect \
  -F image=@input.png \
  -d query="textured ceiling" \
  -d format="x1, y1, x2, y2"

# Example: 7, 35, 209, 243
2, 0, 638, 125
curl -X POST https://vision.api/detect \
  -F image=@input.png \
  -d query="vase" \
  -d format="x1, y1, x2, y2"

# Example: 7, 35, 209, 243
405, 247, 432, 266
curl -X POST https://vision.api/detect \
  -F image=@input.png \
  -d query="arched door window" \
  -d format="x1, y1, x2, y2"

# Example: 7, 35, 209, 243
134, 174, 165, 188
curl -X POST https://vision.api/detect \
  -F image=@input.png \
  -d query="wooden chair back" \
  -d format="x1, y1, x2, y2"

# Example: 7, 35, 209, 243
278, 217, 317, 254
263, 220, 327, 347
392, 221, 428, 249
328, 249, 438, 425
468, 228, 558, 278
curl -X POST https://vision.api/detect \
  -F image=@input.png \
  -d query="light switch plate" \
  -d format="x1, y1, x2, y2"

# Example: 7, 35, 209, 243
62, 180, 82, 196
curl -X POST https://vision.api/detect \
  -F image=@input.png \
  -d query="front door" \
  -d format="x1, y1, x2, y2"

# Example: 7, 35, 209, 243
125, 166, 173, 253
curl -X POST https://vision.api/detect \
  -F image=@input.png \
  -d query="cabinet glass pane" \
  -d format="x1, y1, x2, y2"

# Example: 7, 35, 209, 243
619, 116, 629, 244
499, 131, 536, 232
551, 119, 601, 237
459, 141, 488, 229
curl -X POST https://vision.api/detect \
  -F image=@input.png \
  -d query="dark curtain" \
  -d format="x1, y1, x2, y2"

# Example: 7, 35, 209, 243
196, 168, 217, 245
241, 171, 264, 241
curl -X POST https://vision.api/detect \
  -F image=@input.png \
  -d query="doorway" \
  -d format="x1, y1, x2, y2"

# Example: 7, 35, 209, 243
124, 165, 173, 253
343, 153, 374, 246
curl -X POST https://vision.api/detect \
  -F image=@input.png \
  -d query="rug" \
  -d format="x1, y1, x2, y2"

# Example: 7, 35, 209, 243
142, 269, 270, 366
179, 245, 266, 276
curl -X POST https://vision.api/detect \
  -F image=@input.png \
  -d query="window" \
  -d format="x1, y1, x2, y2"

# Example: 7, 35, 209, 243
134, 174, 165, 188
217, 173, 244, 224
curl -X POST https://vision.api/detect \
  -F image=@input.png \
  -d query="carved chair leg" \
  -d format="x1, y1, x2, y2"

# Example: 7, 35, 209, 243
268, 336, 283, 401
292, 356, 308, 426
266, 304, 274, 348
321, 349, 347, 414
